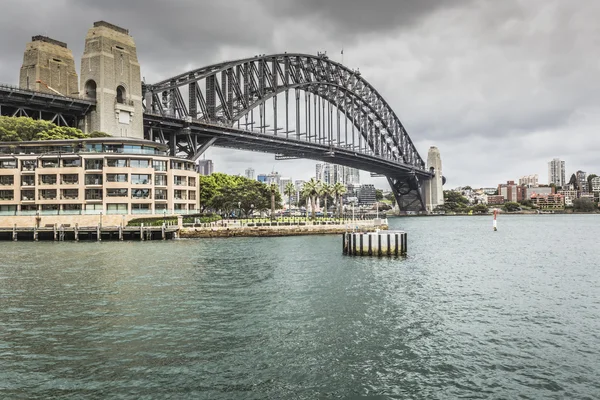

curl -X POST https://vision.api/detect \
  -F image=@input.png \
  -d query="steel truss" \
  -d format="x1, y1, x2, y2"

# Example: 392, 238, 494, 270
0, 84, 95, 128
144, 53, 431, 211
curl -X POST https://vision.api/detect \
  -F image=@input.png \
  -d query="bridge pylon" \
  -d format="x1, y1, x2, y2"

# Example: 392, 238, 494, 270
80, 21, 143, 138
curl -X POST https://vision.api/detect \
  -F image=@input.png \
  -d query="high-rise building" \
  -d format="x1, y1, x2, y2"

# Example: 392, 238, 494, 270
576, 170, 587, 193
257, 174, 267, 183
548, 158, 566, 188
196, 159, 214, 176
266, 172, 280, 186
519, 174, 539, 187
279, 177, 292, 197
244, 167, 255, 180
498, 180, 522, 202
591, 176, 600, 192
315, 164, 324, 181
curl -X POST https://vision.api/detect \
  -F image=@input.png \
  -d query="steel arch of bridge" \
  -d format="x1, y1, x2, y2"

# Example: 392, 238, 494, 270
143, 53, 432, 211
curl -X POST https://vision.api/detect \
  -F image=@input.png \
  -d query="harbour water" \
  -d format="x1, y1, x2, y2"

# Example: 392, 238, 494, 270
1, 215, 599, 399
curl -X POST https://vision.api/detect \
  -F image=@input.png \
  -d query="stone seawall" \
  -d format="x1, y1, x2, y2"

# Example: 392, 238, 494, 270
180, 224, 388, 238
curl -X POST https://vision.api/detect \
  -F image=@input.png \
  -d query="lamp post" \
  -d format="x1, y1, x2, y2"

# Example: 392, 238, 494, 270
163, 210, 166, 226
238, 201, 241, 221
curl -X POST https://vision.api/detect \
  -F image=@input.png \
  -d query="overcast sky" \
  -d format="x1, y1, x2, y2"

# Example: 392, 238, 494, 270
1, 0, 598, 189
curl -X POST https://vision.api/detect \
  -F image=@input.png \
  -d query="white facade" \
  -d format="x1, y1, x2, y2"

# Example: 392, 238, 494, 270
519, 174, 539, 187
244, 167, 255, 180
548, 158, 566, 188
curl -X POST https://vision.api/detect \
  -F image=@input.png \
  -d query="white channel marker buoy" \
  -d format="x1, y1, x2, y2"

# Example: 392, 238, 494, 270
493, 209, 498, 231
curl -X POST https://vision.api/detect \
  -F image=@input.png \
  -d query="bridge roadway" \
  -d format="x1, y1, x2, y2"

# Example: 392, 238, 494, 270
143, 112, 433, 180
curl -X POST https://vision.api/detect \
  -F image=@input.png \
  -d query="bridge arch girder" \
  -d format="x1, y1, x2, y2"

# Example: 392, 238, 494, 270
145, 53, 425, 170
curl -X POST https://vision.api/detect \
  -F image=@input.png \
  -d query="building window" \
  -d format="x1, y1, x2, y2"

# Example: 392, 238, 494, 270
62, 204, 82, 214
61, 189, 79, 200
21, 190, 35, 201
85, 174, 103, 185
0, 190, 14, 200
85, 189, 103, 200
107, 188, 128, 197
131, 174, 151, 185
188, 191, 196, 201
153, 160, 167, 171
174, 203, 186, 211
131, 203, 151, 214
188, 177, 196, 187
84, 80, 97, 100
39, 174, 57, 185
130, 159, 150, 168
0, 176, 14, 185
41, 159, 59, 168
41, 204, 59, 212
0, 160, 17, 169
155, 203, 167, 211
86, 144, 103, 153
155, 189, 167, 200
21, 176, 35, 186
61, 174, 79, 185
106, 174, 128, 182
154, 175, 167, 186
85, 159, 103, 170
132, 188, 150, 199
85, 204, 102, 212
174, 176, 186, 186
39, 189, 57, 200
116, 85, 126, 104
0, 205, 17, 214
62, 158, 81, 168
21, 160, 36, 171
171, 161, 184, 170
174, 190, 187, 200
106, 203, 127, 215
107, 158, 128, 167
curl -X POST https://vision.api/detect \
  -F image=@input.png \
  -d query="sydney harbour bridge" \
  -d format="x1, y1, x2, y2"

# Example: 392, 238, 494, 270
0, 24, 440, 212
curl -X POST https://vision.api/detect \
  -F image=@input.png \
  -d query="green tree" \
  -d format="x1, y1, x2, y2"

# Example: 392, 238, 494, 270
472, 203, 489, 214
0, 116, 94, 141
384, 192, 397, 206
319, 182, 332, 214
302, 178, 321, 219
284, 182, 295, 210
331, 182, 347, 218
573, 198, 596, 212
503, 202, 521, 212
375, 189, 384, 201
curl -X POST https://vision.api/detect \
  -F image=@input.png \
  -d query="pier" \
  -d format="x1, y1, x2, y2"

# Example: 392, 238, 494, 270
342, 230, 407, 256
0, 224, 178, 242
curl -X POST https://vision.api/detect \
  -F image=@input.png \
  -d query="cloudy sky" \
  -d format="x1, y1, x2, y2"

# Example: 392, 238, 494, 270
1, 0, 598, 189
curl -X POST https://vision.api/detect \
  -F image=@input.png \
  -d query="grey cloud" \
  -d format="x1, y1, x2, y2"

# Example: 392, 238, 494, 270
0, 0, 598, 188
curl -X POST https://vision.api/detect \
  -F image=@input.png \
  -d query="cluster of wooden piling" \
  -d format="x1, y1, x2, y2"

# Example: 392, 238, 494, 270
0, 224, 178, 242
342, 230, 407, 256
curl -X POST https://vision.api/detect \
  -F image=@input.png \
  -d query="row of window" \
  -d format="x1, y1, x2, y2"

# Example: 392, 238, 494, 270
0, 158, 195, 171
0, 144, 168, 157
0, 174, 196, 187
0, 203, 194, 214
0, 189, 196, 201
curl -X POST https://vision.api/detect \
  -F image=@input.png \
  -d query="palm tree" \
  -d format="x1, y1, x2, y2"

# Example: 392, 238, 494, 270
319, 182, 331, 217
332, 182, 347, 218
269, 183, 278, 221
284, 182, 295, 211
301, 178, 321, 219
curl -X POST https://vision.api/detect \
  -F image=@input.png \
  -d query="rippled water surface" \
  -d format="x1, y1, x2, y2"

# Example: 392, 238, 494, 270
1, 215, 599, 399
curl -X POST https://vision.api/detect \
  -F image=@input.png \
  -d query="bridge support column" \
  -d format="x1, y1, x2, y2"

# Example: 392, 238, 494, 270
387, 175, 427, 213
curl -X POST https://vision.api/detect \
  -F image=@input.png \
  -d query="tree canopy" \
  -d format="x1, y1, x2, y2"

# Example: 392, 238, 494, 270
0, 116, 110, 141
198, 173, 281, 217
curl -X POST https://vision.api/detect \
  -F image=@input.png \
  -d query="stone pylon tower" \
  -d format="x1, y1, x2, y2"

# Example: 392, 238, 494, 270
19, 36, 79, 96
425, 146, 444, 212
80, 21, 143, 138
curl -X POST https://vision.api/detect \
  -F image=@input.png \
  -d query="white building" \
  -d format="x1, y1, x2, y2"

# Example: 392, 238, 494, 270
244, 167, 255, 180
548, 158, 566, 188
519, 174, 539, 187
